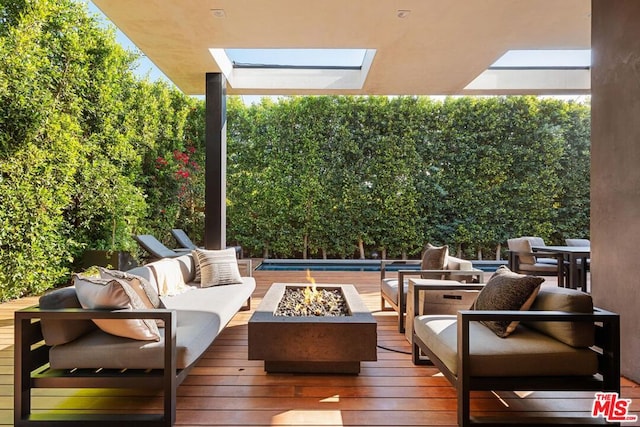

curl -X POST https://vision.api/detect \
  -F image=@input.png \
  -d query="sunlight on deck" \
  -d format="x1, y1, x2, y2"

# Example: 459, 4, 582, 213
271, 409, 343, 425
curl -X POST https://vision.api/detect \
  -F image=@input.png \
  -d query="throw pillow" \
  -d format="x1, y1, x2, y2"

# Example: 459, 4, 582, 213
473, 266, 544, 338
421, 243, 448, 279
73, 274, 161, 341
98, 267, 162, 309
194, 248, 243, 287
98, 267, 165, 327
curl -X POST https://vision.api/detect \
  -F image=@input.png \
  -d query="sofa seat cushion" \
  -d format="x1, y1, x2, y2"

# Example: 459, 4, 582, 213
414, 314, 598, 377
163, 277, 256, 334
50, 310, 219, 370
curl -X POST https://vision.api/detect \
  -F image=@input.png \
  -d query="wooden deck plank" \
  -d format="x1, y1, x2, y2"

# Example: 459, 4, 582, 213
0, 268, 637, 426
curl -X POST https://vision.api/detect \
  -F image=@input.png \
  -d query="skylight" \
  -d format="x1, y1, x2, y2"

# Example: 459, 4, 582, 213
210, 48, 376, 90
490, 49, 591, 69
464, 49, 591, 94
226, 48, 367, 69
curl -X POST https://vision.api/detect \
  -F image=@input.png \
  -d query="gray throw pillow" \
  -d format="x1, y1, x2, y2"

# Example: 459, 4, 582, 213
420, 243, 448, 279
473, 266, 544, 337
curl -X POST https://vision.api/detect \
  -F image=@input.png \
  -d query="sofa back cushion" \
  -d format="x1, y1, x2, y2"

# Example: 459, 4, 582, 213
523, 287, 594, 348
39, 287, 97, 346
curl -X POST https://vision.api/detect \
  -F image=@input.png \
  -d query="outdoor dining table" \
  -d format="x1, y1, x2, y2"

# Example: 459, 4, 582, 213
532, 245, 590, 291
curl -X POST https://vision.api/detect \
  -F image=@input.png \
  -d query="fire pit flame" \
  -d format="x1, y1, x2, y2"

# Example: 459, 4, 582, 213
304, 269, 322, 305
274, 272, 350, 317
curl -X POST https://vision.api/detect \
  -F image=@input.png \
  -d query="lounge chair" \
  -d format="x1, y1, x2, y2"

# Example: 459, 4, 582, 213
171, 228, 243, 258
134, 234, 191, 260
171, 228, 198, 250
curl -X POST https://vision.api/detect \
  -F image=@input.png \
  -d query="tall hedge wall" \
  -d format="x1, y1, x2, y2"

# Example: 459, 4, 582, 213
226, 96, 590, 260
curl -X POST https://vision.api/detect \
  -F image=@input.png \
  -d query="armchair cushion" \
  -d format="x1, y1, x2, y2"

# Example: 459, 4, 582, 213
472, 266, 543, 337
413, 314, 598, 377
421, 244, 448, 279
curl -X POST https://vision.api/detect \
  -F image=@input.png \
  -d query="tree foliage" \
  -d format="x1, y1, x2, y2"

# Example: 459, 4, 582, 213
0, 0, 200, 299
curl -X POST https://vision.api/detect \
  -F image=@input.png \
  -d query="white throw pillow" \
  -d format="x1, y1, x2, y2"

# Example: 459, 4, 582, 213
73, 274, 161, 341
194, 248, 243, 287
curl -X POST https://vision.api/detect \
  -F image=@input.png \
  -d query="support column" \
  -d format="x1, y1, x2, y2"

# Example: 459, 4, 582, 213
591, 0, 640, 382
204, 73, 227, 250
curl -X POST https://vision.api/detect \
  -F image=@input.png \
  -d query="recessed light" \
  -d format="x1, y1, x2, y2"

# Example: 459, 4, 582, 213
211, 9, 226, 18
397, 9, 411, 18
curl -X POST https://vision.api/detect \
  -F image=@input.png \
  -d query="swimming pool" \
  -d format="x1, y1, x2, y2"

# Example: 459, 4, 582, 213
255, 259, 506, 272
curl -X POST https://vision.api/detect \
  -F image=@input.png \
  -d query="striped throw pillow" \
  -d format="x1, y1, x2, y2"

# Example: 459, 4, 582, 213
193, 248, 243, 287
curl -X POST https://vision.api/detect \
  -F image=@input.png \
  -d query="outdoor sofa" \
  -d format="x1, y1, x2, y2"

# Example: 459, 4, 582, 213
15, 250, 255, 426
412, 268, 620, 426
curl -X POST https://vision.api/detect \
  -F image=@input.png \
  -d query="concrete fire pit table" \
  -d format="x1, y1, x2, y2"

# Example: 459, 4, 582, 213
248, 283, 377, 374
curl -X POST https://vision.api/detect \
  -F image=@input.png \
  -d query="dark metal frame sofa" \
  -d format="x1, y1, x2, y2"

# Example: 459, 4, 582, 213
411, 284, 620, 426
14, 253, 255, 427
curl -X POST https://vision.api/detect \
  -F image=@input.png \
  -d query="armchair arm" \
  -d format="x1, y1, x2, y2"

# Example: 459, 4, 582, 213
380, 259, 420, 280
237, 258, 253, 277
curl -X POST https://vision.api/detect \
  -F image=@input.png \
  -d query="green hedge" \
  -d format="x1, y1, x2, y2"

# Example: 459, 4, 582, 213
226, 96, 590, 260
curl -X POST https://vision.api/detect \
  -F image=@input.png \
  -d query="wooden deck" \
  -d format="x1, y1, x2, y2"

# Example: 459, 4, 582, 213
1, 269, 639, 426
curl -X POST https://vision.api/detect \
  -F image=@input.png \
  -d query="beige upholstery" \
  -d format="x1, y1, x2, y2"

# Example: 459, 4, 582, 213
43, 253, 256, 370
524, 286, 594, 347
413, 286, 600, 376
413, 314, 598, 377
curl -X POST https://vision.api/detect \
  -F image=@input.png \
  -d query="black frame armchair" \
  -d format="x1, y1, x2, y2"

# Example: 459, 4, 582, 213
380, 260, 483, 333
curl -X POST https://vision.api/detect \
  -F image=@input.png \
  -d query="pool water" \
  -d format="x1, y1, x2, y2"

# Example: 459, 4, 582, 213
256, 259, 506, 272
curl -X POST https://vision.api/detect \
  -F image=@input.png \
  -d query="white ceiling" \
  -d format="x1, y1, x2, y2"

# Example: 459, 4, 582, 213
92, 0, 591, 96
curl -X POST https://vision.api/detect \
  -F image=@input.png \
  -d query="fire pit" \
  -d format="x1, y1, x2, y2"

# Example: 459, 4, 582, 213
248, 282, 377, 374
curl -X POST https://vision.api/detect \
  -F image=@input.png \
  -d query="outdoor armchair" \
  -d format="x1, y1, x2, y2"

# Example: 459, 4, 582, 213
507, 237, 566, 285
380, 247, 483, 333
